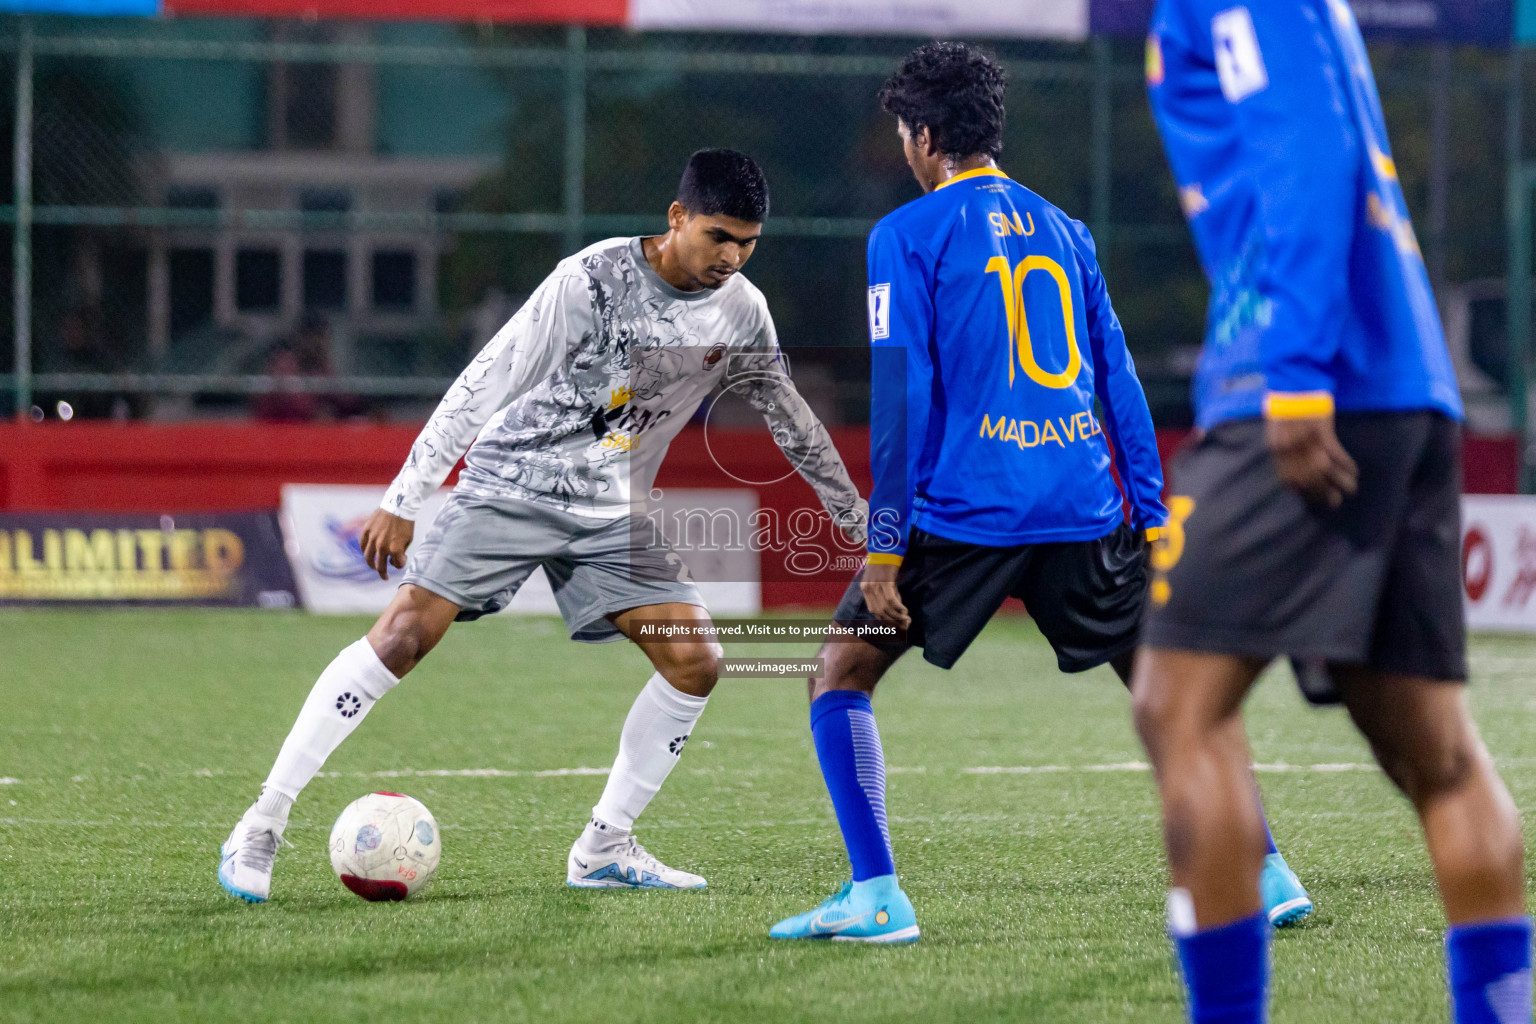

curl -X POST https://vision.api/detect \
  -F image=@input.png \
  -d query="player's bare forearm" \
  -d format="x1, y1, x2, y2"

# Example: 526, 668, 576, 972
359, 508, 415, 582
860, 561, 910, 630
1265, 413, 1358, 508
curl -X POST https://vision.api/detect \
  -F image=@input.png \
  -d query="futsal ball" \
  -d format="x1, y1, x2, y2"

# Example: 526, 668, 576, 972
328, 792, 440, 901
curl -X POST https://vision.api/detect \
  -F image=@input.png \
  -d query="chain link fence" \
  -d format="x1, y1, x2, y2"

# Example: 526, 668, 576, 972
0, 16, 1517, 428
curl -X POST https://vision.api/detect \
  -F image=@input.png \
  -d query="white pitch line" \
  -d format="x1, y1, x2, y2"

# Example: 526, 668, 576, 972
966, 762, 1380, 775
316, 766, 611, 779
0, 761, 1398, 786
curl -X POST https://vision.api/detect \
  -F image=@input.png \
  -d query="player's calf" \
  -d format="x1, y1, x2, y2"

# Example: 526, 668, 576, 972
366, 583, 460, 676
1342, 672, 1525, 922
1342, 672, 1531, 1023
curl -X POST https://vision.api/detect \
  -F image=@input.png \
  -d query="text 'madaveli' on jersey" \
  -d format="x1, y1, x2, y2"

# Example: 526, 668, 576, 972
866, 168, 1167, 559
1147, 0, 1461, 429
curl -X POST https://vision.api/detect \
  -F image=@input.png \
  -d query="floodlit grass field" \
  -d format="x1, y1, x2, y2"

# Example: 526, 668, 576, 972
4, 610, 1536, 1023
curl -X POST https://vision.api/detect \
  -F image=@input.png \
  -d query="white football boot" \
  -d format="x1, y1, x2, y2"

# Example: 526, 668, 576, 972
566, 825, 706, 889
218, 807, 288, 903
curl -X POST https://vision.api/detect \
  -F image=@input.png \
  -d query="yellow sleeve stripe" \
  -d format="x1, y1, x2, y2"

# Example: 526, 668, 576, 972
1263, 391, 1335, 419
866, 553, 905, 567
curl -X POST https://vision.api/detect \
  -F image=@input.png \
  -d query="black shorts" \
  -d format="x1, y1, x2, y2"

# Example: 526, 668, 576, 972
833, 523, 1148, 672
1141, 411, 1466, 684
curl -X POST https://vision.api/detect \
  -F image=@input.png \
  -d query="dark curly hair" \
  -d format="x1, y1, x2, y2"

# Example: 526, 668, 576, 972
676, 148, 770, 223
878, 42, 1007, 160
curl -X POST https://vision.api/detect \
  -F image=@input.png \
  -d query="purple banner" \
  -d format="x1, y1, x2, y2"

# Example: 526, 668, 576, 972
0, 510, 298, 607
1091, 0, 1513, 46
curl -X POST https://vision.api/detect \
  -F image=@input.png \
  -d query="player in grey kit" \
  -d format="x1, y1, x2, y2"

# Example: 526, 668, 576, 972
219, 149, 867, 901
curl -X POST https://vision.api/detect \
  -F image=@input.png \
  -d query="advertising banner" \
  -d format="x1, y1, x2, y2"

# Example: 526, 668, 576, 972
1462, 495, 1536, 632
630, 0, 1089, 40
0, 0, 156, 13
161, 0, 625, 22
0, 510, 297, 607
281, 484, 761, 617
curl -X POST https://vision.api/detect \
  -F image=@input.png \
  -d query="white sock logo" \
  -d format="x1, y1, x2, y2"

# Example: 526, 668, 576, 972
335, 692, 362, 718
1485, 968, 1532, 1024
669, 734, 689, 756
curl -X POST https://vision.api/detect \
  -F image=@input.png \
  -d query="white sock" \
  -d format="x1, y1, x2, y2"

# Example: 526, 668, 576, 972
254, 787, 293, 826
260, 638, 400, 817
591, 672, 708, 832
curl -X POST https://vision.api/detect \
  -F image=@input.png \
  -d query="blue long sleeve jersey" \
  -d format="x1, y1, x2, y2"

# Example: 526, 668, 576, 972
866, 168, 1168, 560
1147, 0, 1461, 429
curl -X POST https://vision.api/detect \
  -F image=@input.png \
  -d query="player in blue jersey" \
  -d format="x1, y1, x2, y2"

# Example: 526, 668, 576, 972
769, 42, 1308, 945
1140, 2, 1530, 1022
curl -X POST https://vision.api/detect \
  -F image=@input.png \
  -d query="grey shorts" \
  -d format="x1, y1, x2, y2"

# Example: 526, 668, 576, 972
402, 491, 704, 643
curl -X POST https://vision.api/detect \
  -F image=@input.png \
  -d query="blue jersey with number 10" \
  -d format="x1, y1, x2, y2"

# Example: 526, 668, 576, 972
865, 168, 1168, 559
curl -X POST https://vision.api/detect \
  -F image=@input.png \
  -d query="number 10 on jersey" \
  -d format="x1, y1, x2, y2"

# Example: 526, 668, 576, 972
985, 255, 1081, 390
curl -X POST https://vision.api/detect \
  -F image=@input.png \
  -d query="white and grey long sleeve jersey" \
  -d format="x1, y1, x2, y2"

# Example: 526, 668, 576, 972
381, 236, 864, 534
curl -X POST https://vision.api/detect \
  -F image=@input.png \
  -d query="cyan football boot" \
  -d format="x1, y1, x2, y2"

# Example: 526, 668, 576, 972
1261, 852, 1314, 927
769, 874, 920, 943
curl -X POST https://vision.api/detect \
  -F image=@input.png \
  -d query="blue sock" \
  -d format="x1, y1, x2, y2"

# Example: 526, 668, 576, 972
1175, 912, 1270, 1024
810, 690, 894, 882
1250, 786, 1279, 857
1447, 916, 1533, 1024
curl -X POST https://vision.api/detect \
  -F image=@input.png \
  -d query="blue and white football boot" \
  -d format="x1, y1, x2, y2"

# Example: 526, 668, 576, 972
566, 826, 705, 889
769, 875, 920, 943
1261, 853, 1314, 927
218, 807, 286, 903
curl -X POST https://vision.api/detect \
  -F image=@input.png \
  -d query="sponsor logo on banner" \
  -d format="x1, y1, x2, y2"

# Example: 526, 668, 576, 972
281, 485, 514, 616
281, 485, 761, 616
0, 511, 297, 606
631, 0, 1090, 39
1462, 495, 1536, 632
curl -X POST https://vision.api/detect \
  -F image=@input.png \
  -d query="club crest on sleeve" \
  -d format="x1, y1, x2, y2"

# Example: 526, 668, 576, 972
868, 284, 891, 340
1212, 7, 1269, 103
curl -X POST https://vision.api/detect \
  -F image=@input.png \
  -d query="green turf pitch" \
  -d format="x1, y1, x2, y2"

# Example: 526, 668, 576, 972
3, 610, 1535, 1023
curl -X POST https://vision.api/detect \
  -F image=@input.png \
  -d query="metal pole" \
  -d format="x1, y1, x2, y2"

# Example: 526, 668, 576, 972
1427, 42, 1450, 292
563, 24, 586, 258
13, 18, 32, 421
1507, 47, 1531, 491
1089, 36, 1112, 244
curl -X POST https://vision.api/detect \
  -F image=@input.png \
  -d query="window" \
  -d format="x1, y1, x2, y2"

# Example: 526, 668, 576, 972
169, 249, 214, 335
235, 248, 281, 312
165, 186, 218, 210
266, 23, 339, 151
371, 250, 416, 310
299, 188, 351, 214
303, 250, 347, 310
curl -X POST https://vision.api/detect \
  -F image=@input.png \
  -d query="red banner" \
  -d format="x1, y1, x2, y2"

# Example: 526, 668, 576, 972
163, 0, 625, 22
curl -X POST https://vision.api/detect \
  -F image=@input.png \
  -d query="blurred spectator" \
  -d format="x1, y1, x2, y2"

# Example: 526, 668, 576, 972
252, 314, 368, 422
44, 304, 143, 420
